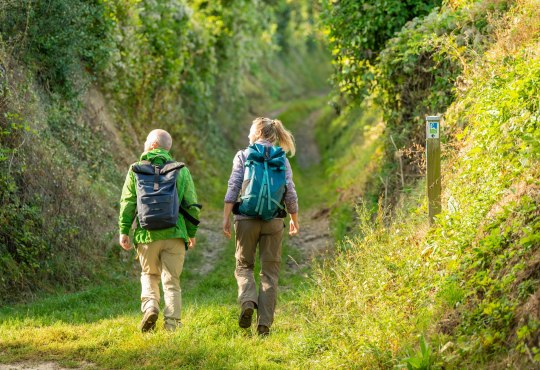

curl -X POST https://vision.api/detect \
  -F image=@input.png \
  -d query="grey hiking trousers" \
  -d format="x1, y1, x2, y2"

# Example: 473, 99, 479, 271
234, 218, 285, 327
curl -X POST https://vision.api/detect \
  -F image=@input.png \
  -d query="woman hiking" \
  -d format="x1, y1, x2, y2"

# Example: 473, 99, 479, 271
223, 117, 299, 336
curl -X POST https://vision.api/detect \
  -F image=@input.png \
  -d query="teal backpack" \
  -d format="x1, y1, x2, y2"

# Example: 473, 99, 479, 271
235, 143, 287, 220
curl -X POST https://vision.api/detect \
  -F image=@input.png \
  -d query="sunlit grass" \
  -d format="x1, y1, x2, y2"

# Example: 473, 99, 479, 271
0, 96, 336, 369
0, 223, 312, 369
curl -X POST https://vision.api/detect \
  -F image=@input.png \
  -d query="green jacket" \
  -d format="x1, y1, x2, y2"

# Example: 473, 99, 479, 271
118, 148, 200, 245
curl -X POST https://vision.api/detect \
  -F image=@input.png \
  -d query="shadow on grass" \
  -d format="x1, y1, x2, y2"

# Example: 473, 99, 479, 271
0, 201, 316, 369
0, 293, 306, 369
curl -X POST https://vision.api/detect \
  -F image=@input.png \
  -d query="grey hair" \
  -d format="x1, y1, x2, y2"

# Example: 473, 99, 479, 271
147, 129, 172, 150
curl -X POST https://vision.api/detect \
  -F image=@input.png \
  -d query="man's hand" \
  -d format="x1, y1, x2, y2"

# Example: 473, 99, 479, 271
119, 234, 132, 250
223, 217, 231, 239
188, 238, 196, 250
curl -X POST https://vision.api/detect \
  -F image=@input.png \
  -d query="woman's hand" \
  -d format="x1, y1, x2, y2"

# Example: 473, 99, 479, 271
188, 238, 196, 250
289, 213, 299, 236
223, 203, 234, 239
223, 218, 231, 239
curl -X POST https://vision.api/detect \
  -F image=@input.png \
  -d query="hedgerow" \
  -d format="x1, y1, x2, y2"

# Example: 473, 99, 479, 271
0, 0, 113, 98
373, 0, 513, 194
320, 0, 441, 99
305, 0, 540, 367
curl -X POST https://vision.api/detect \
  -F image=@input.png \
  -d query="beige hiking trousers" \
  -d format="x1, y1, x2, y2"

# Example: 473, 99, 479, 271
137, 238, 185, 323
234, 218, 284, 327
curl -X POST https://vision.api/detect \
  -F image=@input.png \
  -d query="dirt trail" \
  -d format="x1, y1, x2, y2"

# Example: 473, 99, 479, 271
287, 106, 332, 263
193, 210, 228, 276
286, 207, 332, 269
194, 206, 332, 275
294, 108, 324, 169
194, 212, 332, 275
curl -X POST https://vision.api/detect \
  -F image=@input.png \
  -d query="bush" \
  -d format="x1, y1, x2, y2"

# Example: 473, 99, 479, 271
0, 0, 113, 97
302, 0, 540, 367
320, 0, 441, 98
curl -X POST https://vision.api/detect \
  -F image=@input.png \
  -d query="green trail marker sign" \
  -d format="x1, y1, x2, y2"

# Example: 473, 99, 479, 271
426, 115, 441, 224
427, 119, 440, 139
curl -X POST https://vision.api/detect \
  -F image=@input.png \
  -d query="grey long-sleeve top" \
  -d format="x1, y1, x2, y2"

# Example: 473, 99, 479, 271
224, 140, 299, 219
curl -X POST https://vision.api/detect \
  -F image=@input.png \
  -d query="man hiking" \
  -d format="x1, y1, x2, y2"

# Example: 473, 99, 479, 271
119, 129, 200, 332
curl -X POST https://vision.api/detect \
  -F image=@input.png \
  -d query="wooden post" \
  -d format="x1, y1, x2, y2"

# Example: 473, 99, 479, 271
426, 115, 441, 224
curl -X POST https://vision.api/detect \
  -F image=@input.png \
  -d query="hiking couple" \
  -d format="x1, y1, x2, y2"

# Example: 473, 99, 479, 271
118, 117, 299, 336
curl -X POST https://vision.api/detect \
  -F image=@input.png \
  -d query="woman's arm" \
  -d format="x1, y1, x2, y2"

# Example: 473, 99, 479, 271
223, 202, 234, 239
223, 151, 245, 238
284, 158, 299, 235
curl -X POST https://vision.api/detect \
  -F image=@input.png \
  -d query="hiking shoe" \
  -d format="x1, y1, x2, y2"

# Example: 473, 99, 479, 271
238, 301, 255, 328
257, 325, 270, 336
164, 318, 182, 332
139, 308, 159, 332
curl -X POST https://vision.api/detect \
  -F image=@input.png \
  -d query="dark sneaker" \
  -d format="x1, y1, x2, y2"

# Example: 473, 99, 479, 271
238, 301, 255, 328
257, 325, 270, 336
139, 308, 159, 332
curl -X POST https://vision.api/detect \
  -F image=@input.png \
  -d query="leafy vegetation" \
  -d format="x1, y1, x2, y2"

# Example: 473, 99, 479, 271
0, 0, 539, 368
0, 0, 113, 97
0, 0, 329, 303
302, 0, 540, 367
320, 0, 441, 98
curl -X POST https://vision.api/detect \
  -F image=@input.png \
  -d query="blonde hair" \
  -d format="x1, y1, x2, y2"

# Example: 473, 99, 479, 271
249, 117, 296, 156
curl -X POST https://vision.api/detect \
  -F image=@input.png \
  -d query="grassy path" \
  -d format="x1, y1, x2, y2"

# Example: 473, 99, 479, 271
0, 100, 334, 370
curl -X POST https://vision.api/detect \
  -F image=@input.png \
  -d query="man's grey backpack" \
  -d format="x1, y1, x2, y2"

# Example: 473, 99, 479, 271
132, 160, 200, 230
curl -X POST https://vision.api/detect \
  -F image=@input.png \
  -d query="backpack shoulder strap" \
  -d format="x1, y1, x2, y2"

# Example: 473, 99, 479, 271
270, 146, 285, 158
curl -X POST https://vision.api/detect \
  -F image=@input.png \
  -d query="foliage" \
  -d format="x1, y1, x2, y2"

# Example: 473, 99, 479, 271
440, 193, 540, 365
101, 0, 329, 201
301, 0, 540, 367
427, 15, 540, 363
0, 0, 328, 301
0, 63, 121, 301
321, 0, 516, 211
320, 0, 441, 98
0, 0, 538, 368
404, 336, 435, 369
0, 0, 113, 97
364, 1, 514, 205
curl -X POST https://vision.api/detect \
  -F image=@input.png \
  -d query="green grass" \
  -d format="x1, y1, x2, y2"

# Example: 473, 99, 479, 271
0, 220, 313, 369
297, 182, 437, 368
2, 2, 539, 367
0, 95, 329, 369
290, 2, 540, 367
308, 101, 385, 240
